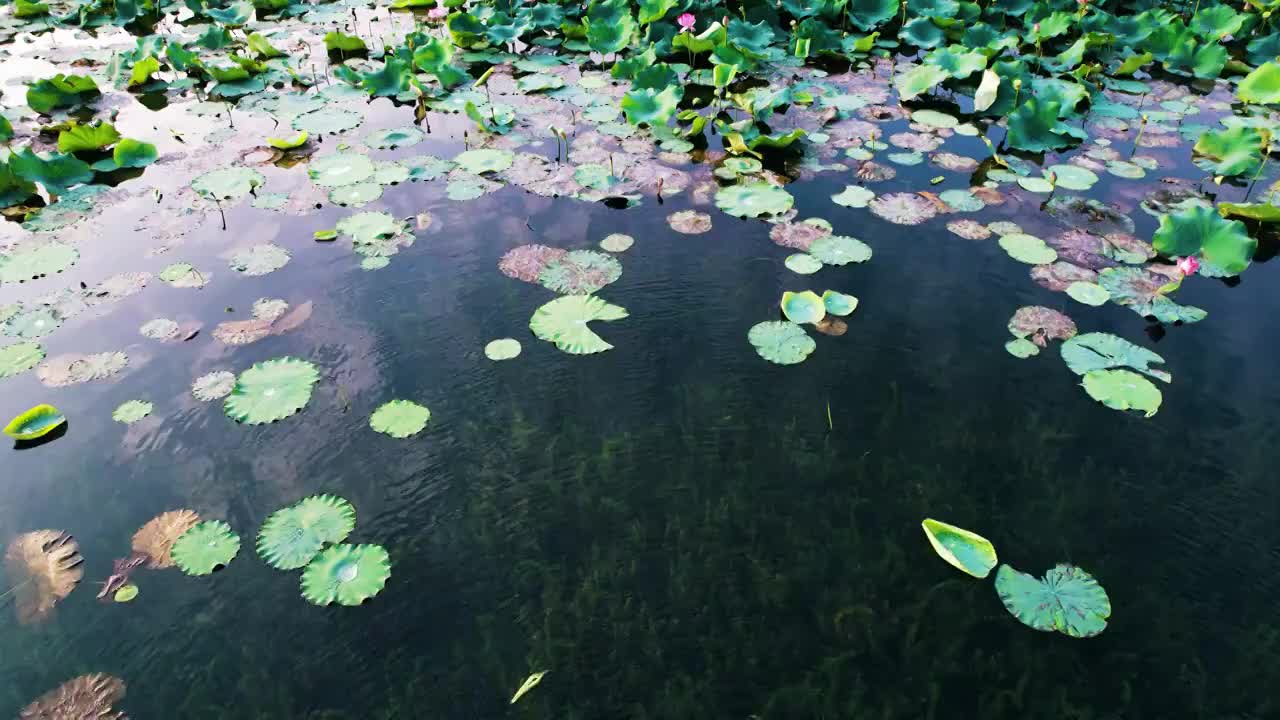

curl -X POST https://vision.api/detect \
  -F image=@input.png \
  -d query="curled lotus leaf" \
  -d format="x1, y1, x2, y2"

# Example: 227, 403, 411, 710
1008, 306, 1077, 347
36, 351, 127, 387
808, 235, 872, 265
714, 182, 794, 218
300, 543, 391, 606
995, 563, 1110, 638
369, 399, 431, 438
869, 192, 938, 225
192, 371, 236, 401
748, 321, 815, 365
224, 357, 320, 425
308, 152, 376, 187
171, 520, 241, 576
769, 219, 831, 250
822, 291, 858, 316
1059, 332, 1170, 383
529, 295, 629, 355
780, 291, 826, 325
1082, 368, 1162, 417
132, 509, 200, 569
257, 495, 356, 570
0, 242, 79, 284
20, 674, 125, 720
4, 531, 83, 624
454, 148, 514, 174
229, 243, 291, 276
499, 244, 567, 282
921, 519, 997, 578
537, 250, 622, 295
484, 338, 522, 361
599, 234, 634, 252
111, 400, 152, 424
4, 404, 65, 440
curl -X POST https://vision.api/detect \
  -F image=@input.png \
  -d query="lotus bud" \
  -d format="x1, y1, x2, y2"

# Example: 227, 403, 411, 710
1033, 22, 1041, 34
1176, 256, 1200, 276
1013, 78, 1022, 89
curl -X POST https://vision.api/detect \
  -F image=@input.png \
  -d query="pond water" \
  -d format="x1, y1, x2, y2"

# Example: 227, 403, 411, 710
3, 5, 1280, 719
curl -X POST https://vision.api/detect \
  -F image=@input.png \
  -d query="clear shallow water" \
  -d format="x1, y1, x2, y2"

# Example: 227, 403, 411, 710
3, 75, 1280, 720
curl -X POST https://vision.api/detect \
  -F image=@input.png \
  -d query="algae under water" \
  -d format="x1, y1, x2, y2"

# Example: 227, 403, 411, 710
2, 0, 1280, 717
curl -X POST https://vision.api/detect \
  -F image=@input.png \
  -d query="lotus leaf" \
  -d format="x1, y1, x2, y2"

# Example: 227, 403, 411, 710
809, 235, 872, 265
111, 139, 158, 170
667, 210, 712, 234
869, 193, 937, 225
831, 185, 874, 208
192, 371, 236, 401
337, 211, 406, 245
1005, 338, 1039, 358
171, 520, 240, 576
748, 321, 815, 365
485, 338, 522, 361
1005, 98, 1084, 153
999, 233, 1058, 265
309, 153, 376, 187
257, 495, 356, 570
267, 132, 309, 150
57, 121, 120, 154
191, 167, 264, 201
229, 244, 290, 276
1082, 368, 1162, 417
1060, 332, 1170, 383
538, 250, 622, 295
365, 127, 425, 150
1066, 282, 1110, 306
529, 295, 629, 355
369, 400, 431, 438
4, 530, 83, 624
995, 564, 1110, 637
1238, 62, 1280, 105
111, 400, 152, 424
715, 183, 794, 218
301, 543, 391, 606
0, 242, 79, 284
1008, 306, 1076, 346
938, 189, 983, 212
784, 254, 823, 274
37, 351, 127, 387
3, 307, 60, 339
946, 220, 991, 240
114, 585, 138, 602
1048, 164, 1099, 191
1152, 205, 1254, 276
599, 234, 634, 253
822, 291, 858, 316
293, 107, 363, 135
622, 86, 681, 126
133, 510, 199, 568
3, 404, 64, 440
893, 64, 949, 102
158, 263, 209, 288
1098, 266, 1207, 324
921, 519, 997, 578
454, 148, 514, 174
780, 291, 825, 325
224, 357, 319, 425
1193, 126, 1264, 177
330, 183, 384, 207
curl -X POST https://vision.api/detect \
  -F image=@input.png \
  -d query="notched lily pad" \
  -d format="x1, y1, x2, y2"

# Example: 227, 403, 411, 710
995, 563, 1111, 638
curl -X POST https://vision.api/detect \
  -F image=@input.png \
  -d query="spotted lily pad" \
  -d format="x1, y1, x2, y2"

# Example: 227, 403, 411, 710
995, 563, 1111, 637
171, 520, 240, 576
1008, 306, 1076, 347
369, 400, 430, 438
3, 404, 64, 440
869, 193, 937, 225
921, 519, 997, 579
529, 295, 629, 354
112, 400, 152, 424
37, 351, 127, 387
715, 182, 794, 218
0, 243, 79, 284
748, 321, 815, 365
229, 244, 290, 276
667, 210, 712, 234
300, 543, 391, 606
224, 357, 320, 425
599, 234, 634, 252
256, 495, 356, 570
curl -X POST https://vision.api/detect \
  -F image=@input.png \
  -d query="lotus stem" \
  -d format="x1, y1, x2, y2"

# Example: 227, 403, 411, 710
0, 578, 32, 605
214, 197, 226, 231
1130, 113, 1148, 157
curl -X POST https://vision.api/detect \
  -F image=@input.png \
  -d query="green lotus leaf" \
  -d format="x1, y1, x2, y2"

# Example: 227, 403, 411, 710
267, 131, 309, 150
1081, 368, 1163, 417
1060, 332, 1170, 383
0, 242, 78, 284
995, 564, 1111, 637
369, 400, 430, 438
1218, 202, 1280, 223
171, 520, 241, 576
900, 18, 944, 49
748, 321, 815, 365
1099, 267, 1208, 323
893, 64, 949, 102
780, 291, 826, 325
637, 0, 675, 24
191, 167, 264, 201
293, 107, 363, 135
454, 148, 514, 174
831, 185, 874, 208
599, 234, 634, 253
329, 183, 383, 207
1047, 164, 1098, 191
1005, 338, 1039, 358
57, 121, 120, 154
1239, 62, 1280, 105
671, 21, 725, 55
26, 73, 99, 113
9, 148, 93, 194
224, 357, 320, 425
301, 543, 391, 606
822, 291, 858, 316
324, 30, 367, 53
0, 341, 44, 378
529, 295, 629, 355
847, 0, 897, 30
484, 338, 522, 361
114, 584, 139, 602
784, 254, 823, 274
309, 153, 375, 187
246, 32, 284, 59
1191, 5, 1244, 39
257, 494, 356, 570
728, 17, 775, 55
3, 404, 64, 440
538, 250, 622, 295
1152, 205, 1255, 275
1193, 126, 1264, 177
808, 235, 872, 265
364, 127, 424, 150
939, 189, 984, 212
1065, 282, 1110, 306
1005, 98, 1083, 152
621, 86, 681, 127
411, 36, 453, 72
111, 400, 152, 424
998, 233, 1057, 265
205, 0, 253, 25
922, 519, 996, 578
1017, 176, 1053, 194
112, 139, 158, 169
3, 307, 59, 339
337, 211, 406, 244
361, 58, 414, 97
229, 244, 290, 276
715, 183, 794, 218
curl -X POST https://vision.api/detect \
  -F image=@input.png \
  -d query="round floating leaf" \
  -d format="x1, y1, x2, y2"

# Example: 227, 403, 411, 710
715, 182, 794, 218
364, 126, 424, 150
0, 243, 79, 284
158, 263, 209, 288
192, 371, 236, 401
1017, 176, 1054, 194
921, 519, 997, 578
529, 295, 629, 355
256, 495, 356, 570
599, 234, 634, 252
485, 338, 522, 360
309, 153, 376, 187
113, 584, 138, 602
112, 400, 152, 424
822, 291, 858, 316
171, 520, 240, 576
1081, 368, 1162, 416
191, 167, 264, 201
369, 400, 430, 438
1005, 338, 1040, 358
780, 291, 826, 325
994, 563, 1111, 638
947, 219, 991, 240
999, 233, 1058, 264
831, 185, 874, 208
2, 308, 60, 339
329, 182, 383, 207
1066, 281, 1110, 306
37, 351, 127, 387
784, 254, 823, 274
869, 192, 937, 225
809, 235, 872, 265
1060, 332, 1170, 382
910, 109, 957, 128
229, 244, 290, 276
267, 131, 309, 150
337, 211, 406, 244
3, 404, 65, 440
454, 148, 514, 174
300, 543, 391, 606
1048, 164, 1099, 191
538, 250, 622, 295
938, 189, 984, 213
293, 107, 363, 135
748, 321, 815, 365
224, 357, 320, 425
667, 210, 712, 234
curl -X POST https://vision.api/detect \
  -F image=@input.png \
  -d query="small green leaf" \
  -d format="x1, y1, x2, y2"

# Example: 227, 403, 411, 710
921, 519, 997, 578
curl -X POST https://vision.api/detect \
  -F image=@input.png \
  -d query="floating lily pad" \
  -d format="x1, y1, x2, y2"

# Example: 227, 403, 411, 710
1098, 266, 1207, 324
111, 400, 152, 424
309, 153, 376, 187
599, 234, 634, 252
529, 295, 628, 354
995, 563, 1111, 638
2, 308, 60, 339
257, 495, 356, 570
999, 233, 1058, 265
1066, 282, 1110, 306
538, 250, 622, 295
667, 210, 712, 234
1060, 332, 1170, 383
329, 182, 384, 207
369, 400, 430, 438
1008, 306, 1076, 347
946, 219, 990, 240
364, 126, 425, 150
780, 291, 826, 325
191, 167, 264, 201
224, 357, 320, 425
869, 192, 937, 225
3, 404, 65, 440
1005, 338, 1040, 358
784, 254, 823, 274
171, 520, 240, 576
140, 319, 179, 341
300, 543, 391, 606
770, 219, 832, 251
293, 107, 363, 135
938, 189, 984, 213
158, 263, 209, 288
748, 321, 815, 365
229, 244, 290, 276
808, 235, 872, 265
484, 338, 521, 360
113, 585, 138, 602
831, 185, 875, 208
192, 371, 236, 401
337, 211, 406, 244
921, 519, 997, 578
37, 351, 127, 387
1048, 164, 1099, 191
1082, 368, 1162, 416
454, 148, 514, 174
499, 244, 567, 282
715, 182, 794, 218
0, 243, 79, 284
822, 291, 858, 316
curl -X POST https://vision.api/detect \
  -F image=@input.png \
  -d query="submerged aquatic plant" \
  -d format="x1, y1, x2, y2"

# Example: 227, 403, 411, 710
300, 543, 391, 606
4, 530, 83, 624
19, 674, 126, 720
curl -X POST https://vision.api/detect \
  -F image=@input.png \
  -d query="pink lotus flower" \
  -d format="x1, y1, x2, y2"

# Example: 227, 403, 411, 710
677, 12, 696, 31
1177, 256, 1200, 276
426, 6, 447, 21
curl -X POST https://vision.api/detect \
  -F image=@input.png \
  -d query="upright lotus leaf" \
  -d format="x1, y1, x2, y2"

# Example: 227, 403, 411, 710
300, 543, 391, 606
1218, 202, 1280, 223
4, 404, 65, 440
924, 46, 986, 80
847, 0, 897, 30
921, 519, 997, 578
224, 357, 320, 424
995, 564, 1110, 638
621, 86, 681, 127
369, 400, 431, 438
9, 148, 94, 194
900, 18, 944, 49
1005, 99, 1083, 152
529, 295, 629, 354
1193, 126, 1264, 177
324, 31, 367, 54
57, 121, 121, 154
192, 167, 264, 201
4, 531, 83, 624
1191, 5, 1244, 39
132, 510, 200, 568
112, 139, 158, 169
26, 74, 100, 113
748, 321, 816, 365
1060, 332, 1171, 383
671, 21, 725, 55
822, 291, 858, 316
715, 183, 794, 218
893, 64, 949, 102
170, 520, 240, 575
973, 69, 1000, 111
257, 495, 356, 570
1152, 205, 1255, 275
728, 18, 775, 56
1238, 62, 1280, 105
809, 235, 873, 265
780, 291, 826, 325
1082, 368, 1163, 417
